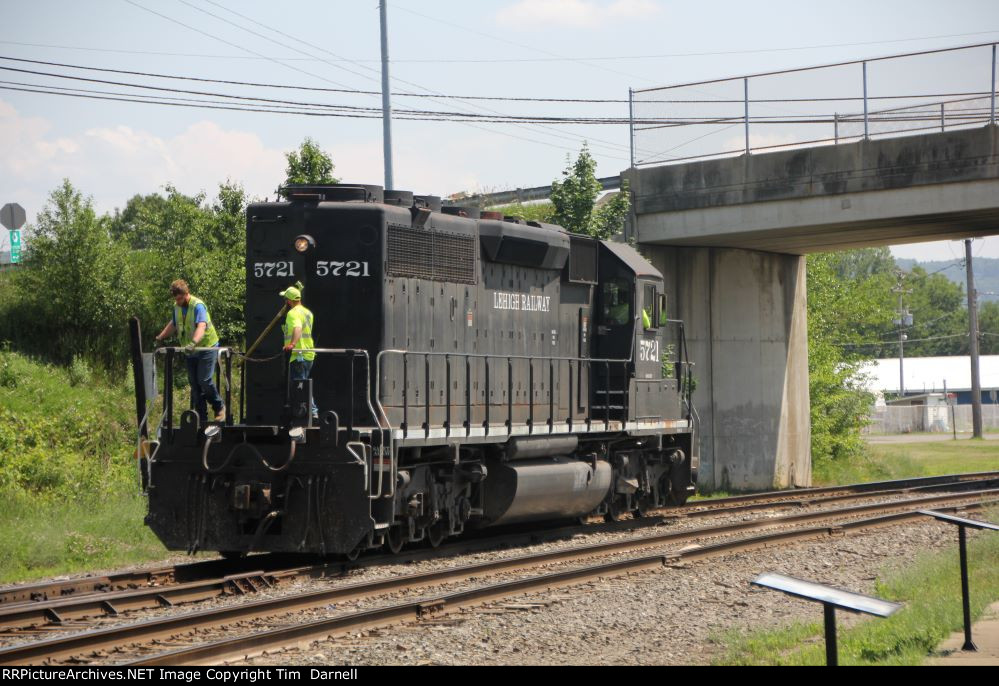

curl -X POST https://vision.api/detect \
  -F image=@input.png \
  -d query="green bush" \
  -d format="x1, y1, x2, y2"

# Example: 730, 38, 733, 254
68, 355, 91, 387
0, 343, 16, 389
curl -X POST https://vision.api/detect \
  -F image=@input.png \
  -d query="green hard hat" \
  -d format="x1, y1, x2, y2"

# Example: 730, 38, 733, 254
279, 286, 301, 301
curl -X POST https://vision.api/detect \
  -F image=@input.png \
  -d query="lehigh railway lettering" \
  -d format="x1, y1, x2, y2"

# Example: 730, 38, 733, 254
492, 291, 551, 313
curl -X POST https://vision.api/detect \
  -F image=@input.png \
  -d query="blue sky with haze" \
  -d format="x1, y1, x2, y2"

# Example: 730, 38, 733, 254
2, 0, 998, 260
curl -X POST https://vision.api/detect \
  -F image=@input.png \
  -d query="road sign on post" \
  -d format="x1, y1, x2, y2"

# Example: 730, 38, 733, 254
2, 203, 26, 265
9, 230, 21, 263
0, 203, 25, 231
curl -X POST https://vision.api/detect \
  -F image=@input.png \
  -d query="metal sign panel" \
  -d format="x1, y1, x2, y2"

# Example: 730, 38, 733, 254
8, 230, 21, 264
919, 510, 999, 531
752, 572, 902, 617
0, 203, 25, 231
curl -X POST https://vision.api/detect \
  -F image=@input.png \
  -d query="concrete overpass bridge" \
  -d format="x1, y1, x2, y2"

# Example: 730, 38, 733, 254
624, 125, 999, 492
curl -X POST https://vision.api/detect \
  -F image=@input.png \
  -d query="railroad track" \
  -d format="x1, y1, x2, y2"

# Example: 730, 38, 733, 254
1, 486, 996, 666
1, 471, 997, 633
5, 473, 982, 604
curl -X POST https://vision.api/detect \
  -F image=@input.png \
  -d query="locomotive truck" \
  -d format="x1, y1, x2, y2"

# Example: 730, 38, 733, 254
130, 183, 698, 558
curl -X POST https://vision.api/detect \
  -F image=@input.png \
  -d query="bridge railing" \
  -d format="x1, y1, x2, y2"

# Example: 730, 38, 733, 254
630, 42, 999, 168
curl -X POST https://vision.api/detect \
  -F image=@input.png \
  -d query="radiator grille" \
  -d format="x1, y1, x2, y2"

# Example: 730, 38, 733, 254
387, 225, 476, 284
567, 235, 598, 284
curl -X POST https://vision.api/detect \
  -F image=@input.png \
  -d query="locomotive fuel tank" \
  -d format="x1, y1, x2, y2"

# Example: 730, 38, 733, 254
481, 457, 613, 526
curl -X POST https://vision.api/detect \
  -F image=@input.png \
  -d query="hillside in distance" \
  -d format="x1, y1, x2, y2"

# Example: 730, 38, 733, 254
895, 256, 999, 303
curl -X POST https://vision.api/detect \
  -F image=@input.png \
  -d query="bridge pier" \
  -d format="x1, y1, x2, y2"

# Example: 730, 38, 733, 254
643, 246, 811, 491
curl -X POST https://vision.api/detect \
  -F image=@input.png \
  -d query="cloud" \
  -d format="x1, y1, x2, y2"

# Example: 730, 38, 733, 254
496, 0, 661, 29
0, 99, 586, 228
0, 101, 289, 221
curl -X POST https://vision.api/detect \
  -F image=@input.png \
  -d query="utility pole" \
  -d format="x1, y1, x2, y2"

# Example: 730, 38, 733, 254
965, 239, 983, 438
892, 271, 912, 398
379, 0, 394, 191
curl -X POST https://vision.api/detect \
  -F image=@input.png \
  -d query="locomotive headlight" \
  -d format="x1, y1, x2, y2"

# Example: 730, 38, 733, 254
294, 234, 316, 253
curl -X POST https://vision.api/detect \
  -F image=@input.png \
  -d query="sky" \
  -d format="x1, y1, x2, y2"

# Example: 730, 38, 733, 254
2, 0, 999, 260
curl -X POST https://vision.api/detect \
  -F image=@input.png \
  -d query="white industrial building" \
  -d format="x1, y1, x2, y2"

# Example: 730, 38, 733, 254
860, 355, 999, 404
861, 355, 999, 434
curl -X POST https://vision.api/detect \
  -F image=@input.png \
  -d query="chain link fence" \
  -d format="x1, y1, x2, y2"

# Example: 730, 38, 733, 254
630, 42, 999, 167
864, 403, 999, 435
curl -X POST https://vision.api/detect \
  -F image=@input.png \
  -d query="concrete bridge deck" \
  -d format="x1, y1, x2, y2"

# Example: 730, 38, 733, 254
627, 126, 999, 254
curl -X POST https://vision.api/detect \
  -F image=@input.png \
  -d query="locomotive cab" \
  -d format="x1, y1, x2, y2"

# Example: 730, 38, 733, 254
594, 242, 673, 425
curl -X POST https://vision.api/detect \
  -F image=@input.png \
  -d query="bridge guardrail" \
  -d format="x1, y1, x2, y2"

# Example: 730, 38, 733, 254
630, 42, 999, 167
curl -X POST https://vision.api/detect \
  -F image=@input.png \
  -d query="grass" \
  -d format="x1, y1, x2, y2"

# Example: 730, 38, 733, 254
813, 439, 999, 486
712, 507, 999, 665
0, 490, 165, 584
0, 349, 168, 584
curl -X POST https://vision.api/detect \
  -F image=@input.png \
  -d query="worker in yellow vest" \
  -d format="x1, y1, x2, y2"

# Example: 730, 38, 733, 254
280, 286, 317, 419
154, 279, 225, 424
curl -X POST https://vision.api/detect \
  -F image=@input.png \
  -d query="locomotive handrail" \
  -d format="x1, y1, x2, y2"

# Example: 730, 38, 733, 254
149, 345, 394, 505
285, 348, 391, 500
153, 347, 385, 440
375, 348, 636, 440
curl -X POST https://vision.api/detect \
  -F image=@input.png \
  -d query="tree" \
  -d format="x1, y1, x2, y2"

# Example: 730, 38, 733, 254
549, 144, 629, 239
6, 180, 139, 371
281, 138, 339, 189
807, 250, 895, 463
109, 192, 171, 249
900, 267, 967, 357
486, 201, 556, 224
978, 301, 999, 355
129, 183, 249, 345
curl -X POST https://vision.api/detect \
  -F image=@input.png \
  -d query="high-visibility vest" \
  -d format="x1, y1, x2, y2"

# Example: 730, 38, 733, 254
283, 304, 315, 362
174, 295, 220, 349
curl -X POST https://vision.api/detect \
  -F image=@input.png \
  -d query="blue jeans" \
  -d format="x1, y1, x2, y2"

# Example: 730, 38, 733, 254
186, 349, 223, 423
290, 359, 318, 417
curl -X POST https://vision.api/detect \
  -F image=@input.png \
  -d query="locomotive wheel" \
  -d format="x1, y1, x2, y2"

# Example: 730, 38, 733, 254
386, 526, 405, 554
427, 521, 447, 548
668, 492, 691, 507
605, 501, 628, 523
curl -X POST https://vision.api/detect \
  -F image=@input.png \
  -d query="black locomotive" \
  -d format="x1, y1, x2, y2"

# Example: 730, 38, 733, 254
131, 184, 698, 558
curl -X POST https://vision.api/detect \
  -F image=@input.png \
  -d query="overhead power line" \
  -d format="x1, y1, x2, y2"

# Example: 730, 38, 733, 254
190, 0, 635, 158
836, 332, 969, 348
0, 64, 641, 123
122, 0, 630, 161
3, 54, 992, 107
2, 57, 990, 127
0, 54, 631, 103
0, 80, 636, 124
4, 28, 999, 63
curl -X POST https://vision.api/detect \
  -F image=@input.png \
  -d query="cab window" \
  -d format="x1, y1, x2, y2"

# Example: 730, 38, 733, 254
643, 284, 657, 330
601, 278, 631, 326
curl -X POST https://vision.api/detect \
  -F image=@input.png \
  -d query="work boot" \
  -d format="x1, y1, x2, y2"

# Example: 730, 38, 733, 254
215, 406, 226, 423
